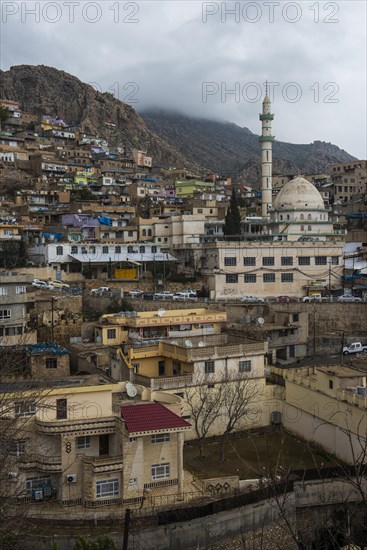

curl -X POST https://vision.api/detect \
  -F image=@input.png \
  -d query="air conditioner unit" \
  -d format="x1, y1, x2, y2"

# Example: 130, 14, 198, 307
66, 474, 77, 483
8, 472, 18, 481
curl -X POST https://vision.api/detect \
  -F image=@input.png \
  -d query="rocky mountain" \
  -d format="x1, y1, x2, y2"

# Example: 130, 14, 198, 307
0, 65, 193, 170
141, 109, 357, 184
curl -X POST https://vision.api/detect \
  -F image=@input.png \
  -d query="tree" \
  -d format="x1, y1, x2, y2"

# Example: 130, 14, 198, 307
184, 374, 224, 459
223, 188, 242, 240
0, 106, 10, 131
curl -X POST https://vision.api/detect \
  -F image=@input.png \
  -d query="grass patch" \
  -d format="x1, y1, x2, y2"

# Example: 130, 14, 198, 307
184, 429, 337, 479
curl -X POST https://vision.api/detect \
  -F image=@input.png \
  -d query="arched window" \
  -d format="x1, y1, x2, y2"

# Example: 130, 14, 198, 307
102, 246, 108, 254
139, 246, 145, 253
308, 214, 311, 220
142, 229, 146, 237
300, 214, 304, 220
115, 246, 121, 254
89, 246, 95, 254
286, 215, 290, 220
148, 229, 152, 236
300, 225, 304, 231
280, 215, 283, 221
56, 245, 63, 256
151, 246, 157, 253
127, 245, 134, 253
308, 225, 312, 231
71, 245, 78, 254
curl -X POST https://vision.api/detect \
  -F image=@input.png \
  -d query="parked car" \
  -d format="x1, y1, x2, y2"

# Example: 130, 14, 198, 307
142, 292, 154, 300
337, 295, 362, 303
91, 287, 111, 296
50, 280, 70, 289
153, 291, 175, 300
32, 279, 54, 290
240, 295, 265, 303
173, 290, 198, 301
128, 289, 143, 297
343, 342, 367, 355
276, 295, 298, 303
302, 294, 321, 302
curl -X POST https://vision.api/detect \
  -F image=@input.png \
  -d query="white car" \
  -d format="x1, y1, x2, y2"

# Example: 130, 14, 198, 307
32, 279, 55, 290
240, 295, 265, 303
173, 290, 197, 300
337, 295, 362, 303
91, 287, 111, 296
50, 280, 70, 289
128, 289, 143, 297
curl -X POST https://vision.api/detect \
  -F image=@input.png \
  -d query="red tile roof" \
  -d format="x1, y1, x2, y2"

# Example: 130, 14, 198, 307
121, 403, 190, 434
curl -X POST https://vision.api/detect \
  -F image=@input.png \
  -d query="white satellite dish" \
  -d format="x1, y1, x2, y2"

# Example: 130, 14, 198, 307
126, 383, 137, 398
198, 341, 205, 347
78, 209, 82, 213
157, 309, 166, 317
257, 317, 265, 325
185, 340, 193, 348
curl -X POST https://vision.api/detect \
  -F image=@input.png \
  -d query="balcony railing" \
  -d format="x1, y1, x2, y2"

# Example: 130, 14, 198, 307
18, 454, 62, 472
82, 454, 124, 474
134, 373, 193, 390
36, 416, 117, 435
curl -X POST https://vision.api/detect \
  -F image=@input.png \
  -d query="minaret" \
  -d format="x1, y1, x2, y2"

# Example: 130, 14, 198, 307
259, 82, 275, 218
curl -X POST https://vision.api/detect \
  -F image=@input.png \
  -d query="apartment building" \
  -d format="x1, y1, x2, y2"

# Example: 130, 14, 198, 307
0, 272, 36, 346
332, 160, 367, 204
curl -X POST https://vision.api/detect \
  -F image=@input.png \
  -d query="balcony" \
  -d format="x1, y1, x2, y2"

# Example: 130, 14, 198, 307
134, 373, 193, 390
36, 416, 118, 435
82, 454, 124, 474
18, 454, 62, 472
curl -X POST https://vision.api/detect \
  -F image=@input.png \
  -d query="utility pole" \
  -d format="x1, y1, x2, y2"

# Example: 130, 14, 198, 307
328, 259, 332, 301
51, 296, 55, 342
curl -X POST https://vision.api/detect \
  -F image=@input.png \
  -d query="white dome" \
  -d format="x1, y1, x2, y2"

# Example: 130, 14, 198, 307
273, 176, 325, 212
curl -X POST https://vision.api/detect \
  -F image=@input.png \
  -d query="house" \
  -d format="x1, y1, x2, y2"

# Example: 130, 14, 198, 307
0, 272, 37, 346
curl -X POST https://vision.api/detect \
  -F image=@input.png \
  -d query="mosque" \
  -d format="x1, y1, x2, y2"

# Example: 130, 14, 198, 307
203, 89, 346, 299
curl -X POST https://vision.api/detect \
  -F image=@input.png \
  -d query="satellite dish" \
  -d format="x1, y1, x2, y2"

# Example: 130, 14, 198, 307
157, 308, 166, 317
257, 317, 265, 325
198, 341, 205, 347
126, 383, 137, 398
185, 340, 193, 348
78, 209, 82, 213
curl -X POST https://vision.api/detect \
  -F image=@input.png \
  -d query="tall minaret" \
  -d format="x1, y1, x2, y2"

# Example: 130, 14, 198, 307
259, 82, 275, 218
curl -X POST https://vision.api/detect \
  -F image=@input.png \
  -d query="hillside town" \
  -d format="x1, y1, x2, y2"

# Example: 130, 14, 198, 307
0, 89, 367, 550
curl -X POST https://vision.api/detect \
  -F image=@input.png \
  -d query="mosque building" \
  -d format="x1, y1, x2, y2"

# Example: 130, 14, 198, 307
201, 89, 346, 299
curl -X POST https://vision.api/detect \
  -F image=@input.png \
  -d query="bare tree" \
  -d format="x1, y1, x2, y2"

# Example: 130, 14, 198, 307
184, 373, 223, 458
218, 373, 260, 462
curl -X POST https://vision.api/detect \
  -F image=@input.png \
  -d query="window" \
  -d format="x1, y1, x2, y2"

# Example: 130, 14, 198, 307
129, 478, 138, 486
142, 229, 147, 236
289, 345, 295, 358
204, 360, 215, 374
315, 256, 327, 265
226, 274, 238, 284
139, 246, 145, 253
96, 479, 119, 498
244, 274, 256, 283
263, 273, 275, 283
281, 273, 294, 282
0, 309, 11, 319
308, 225, 312, 231
331, 257, 339, 265
148, 229, 152, 236
129, 437, 137, 442
45, 358, 57, 369
298, 257, 310, 266
115, 246, 121, 254
128, 231, 134, 237
26, 476, 50, 494
9, 440, 26, 457
89, 246, 96, 254
56, 246, 63, 255
102, 246, 109, 254
151, 463, 170, 480
239, 360, 251, 373
127, 246, 134, 253
16, 286, 26, 294
244, 257, 256, 266
300, 225, 304, 231
77, 436, 90, 450
56, 398, 67, 420
0, 287, 8, 296
262, 257, 274, 266
15, 402, 36, 417
308, 214, 311, 220
292, 313, 299, 322
158, 360, 165, 376
151, 433, 170, 443
281, 257, 293, 266
151, 246, 157, 253
81, 247, 87, 254
107, 329, 116, 340
224, 257, 237, 266
329, 380, 334, 390
300, 214, 304, 220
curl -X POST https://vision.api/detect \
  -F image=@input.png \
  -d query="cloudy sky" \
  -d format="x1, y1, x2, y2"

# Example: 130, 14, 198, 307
1, 0, 366, 158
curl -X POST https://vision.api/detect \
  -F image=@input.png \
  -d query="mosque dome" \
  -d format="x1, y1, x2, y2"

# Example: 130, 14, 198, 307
273, 176, 325, 212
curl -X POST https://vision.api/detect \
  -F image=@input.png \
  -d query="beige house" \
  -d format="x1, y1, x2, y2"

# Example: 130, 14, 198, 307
332, 160, 367, 204
1, 376, 189, 508
95, 308, 227, 346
